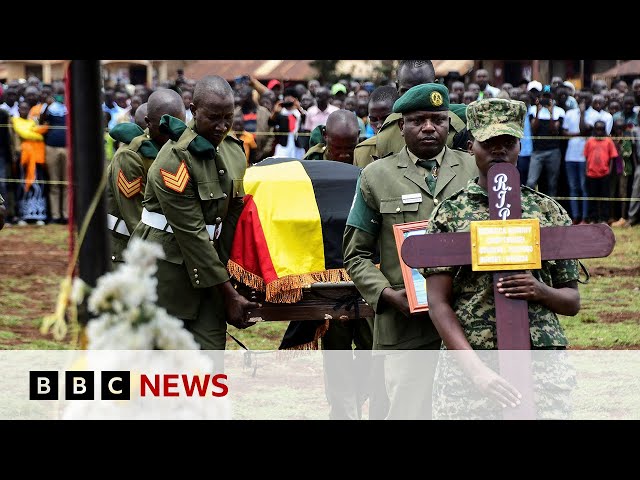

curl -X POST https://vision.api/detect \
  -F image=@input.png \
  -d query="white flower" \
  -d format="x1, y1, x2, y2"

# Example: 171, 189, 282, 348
71, 277, 89, 305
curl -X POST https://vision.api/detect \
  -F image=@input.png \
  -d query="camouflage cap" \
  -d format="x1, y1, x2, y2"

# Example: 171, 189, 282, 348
393, 83, 449, 114
466, 98, 526, 142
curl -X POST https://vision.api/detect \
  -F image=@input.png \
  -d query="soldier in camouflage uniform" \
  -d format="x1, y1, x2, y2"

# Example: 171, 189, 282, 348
130, 75, 258, 353
106, 89, 185, 267
343, 83, 478, 419
422, 98, 580, 419
353, 60, 469, 168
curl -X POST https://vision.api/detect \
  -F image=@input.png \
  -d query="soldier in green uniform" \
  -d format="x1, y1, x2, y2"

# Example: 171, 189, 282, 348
130, 75, 259, 353
106, 89, 186, 267
353, 60, 469, 168
304, 109, 360, 164
343, 83, 478, 419
302, 109, 379, 418
422, 98, 580, 419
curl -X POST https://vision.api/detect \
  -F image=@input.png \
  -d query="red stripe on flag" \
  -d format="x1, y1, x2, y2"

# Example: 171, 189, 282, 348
230, 194, 278, 284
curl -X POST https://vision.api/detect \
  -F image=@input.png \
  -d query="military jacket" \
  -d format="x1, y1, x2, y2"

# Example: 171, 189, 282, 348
303, 142, 328, 160
353, 108, 468, 168
422, 179, 579, 349
106, 123, 157, 262
343, 145, 478, 349
131, 116, 247, 320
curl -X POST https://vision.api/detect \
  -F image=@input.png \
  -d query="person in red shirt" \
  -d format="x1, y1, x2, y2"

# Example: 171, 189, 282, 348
583, 120, 618, 223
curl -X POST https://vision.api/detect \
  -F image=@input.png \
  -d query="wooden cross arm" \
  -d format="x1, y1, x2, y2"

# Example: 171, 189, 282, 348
401, 223, 615, 269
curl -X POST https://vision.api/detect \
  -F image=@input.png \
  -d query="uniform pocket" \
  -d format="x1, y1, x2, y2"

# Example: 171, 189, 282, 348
232, 179, 244, 198
380, 197, 420, 224
161, 235, 184, 265
197, 180, 225, 201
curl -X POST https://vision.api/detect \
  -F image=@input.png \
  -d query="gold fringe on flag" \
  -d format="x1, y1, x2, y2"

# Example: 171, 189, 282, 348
227, 259, 351, 303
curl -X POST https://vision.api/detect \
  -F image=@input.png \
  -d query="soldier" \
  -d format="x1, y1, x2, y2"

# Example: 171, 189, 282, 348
422, 98, 580, 419
302, 108, 381, 419
343, 83, 478, 419
106, 89, 186, 267
353, 86, 399, 168
304, 110, 360, 164
134, 103, 148, 129
131, 75, 258, 353
353, 60, 469, 168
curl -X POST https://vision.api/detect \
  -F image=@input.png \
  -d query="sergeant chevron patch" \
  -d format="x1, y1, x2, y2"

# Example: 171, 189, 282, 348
117, 170, 142, 198
160, 161, 190, 193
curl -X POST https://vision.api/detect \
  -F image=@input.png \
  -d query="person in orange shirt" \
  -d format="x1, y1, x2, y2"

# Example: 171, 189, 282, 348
232, 111, 257, 165
12, 102, 47, 224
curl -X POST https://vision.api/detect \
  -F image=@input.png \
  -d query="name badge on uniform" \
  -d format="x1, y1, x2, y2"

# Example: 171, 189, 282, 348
402, 193, 423, 204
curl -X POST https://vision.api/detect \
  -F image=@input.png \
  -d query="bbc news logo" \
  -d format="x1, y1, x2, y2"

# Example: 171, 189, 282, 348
29, 371, 228, 400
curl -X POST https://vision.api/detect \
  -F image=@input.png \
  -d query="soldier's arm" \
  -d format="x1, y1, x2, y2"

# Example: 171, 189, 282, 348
113, 149, 146, 234
343, 173, 390, 313
153, 156, 229, 288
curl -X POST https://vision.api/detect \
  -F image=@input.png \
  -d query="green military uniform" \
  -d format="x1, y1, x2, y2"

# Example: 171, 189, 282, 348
343, 83, 478, 419
106, 122, 159, 265
353, 105, 469, 168
345, 145, 478, 350
303, 142, 327, 160
130, 115, 247, 350
302, 130, 380, 418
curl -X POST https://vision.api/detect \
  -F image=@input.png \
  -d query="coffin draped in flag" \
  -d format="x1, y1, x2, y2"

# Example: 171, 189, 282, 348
228, 157, 360, 304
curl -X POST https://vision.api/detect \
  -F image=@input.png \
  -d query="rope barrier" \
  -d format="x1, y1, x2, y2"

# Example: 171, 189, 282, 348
0, 178, 71, 185
2, 121, 639, 140
0, 177, 638, 201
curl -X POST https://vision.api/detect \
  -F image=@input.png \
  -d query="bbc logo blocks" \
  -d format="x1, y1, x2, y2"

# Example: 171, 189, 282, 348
29, 371, 130, 400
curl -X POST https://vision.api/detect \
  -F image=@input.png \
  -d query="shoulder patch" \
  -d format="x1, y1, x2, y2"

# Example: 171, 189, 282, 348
117, 169, 142, 198
160, 160, 190, 193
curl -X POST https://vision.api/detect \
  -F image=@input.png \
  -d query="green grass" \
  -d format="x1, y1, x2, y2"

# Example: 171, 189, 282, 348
1, 224, 69, 246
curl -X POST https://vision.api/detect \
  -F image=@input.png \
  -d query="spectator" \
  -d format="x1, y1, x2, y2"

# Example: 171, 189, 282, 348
234, 83, 274, 162
232, 111, 257, 165
473, 69, 500, 99
584, 120, 617, 223
11, 101, 46, 225
562, 91, 590, 224
303, 86, 339, 132
526, 85, 566, 197
40, 83, 68, 224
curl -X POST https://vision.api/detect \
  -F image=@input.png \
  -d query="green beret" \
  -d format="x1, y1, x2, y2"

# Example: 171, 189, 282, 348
393, 83, 449, 114
466, 98, 526, 142
449, 103, 467, 124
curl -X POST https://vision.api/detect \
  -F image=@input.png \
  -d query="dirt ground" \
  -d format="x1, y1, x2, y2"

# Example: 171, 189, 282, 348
0, 225, 69, 347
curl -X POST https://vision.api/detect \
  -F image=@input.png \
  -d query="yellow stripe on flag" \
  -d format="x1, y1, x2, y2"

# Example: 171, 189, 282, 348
244, 161, 325, 278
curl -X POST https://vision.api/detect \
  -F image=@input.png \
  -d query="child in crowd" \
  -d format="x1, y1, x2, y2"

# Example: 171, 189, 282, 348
584, 120, 618, 223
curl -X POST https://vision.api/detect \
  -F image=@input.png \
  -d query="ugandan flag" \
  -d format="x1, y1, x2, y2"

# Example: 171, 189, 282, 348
228, 157, 361, 304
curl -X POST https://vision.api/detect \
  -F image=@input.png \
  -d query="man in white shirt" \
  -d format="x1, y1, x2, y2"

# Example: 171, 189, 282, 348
303, 86, 339, 132
474, 68, 501, 99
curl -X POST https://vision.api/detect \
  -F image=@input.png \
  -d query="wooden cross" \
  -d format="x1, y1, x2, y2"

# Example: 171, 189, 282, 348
401, 163, 615, 419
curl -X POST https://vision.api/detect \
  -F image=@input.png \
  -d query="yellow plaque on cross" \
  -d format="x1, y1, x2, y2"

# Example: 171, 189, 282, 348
470, 219, 541, 271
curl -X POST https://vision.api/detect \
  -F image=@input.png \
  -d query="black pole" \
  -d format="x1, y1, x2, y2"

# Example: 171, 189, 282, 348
71, 60, 109, 326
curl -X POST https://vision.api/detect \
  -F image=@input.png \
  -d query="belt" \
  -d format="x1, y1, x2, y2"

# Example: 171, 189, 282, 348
107, 213, 131, 236
141, 208, 221, 240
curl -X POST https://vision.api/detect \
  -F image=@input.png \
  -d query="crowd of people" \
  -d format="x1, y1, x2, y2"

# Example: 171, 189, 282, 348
1, 65, 639, 228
